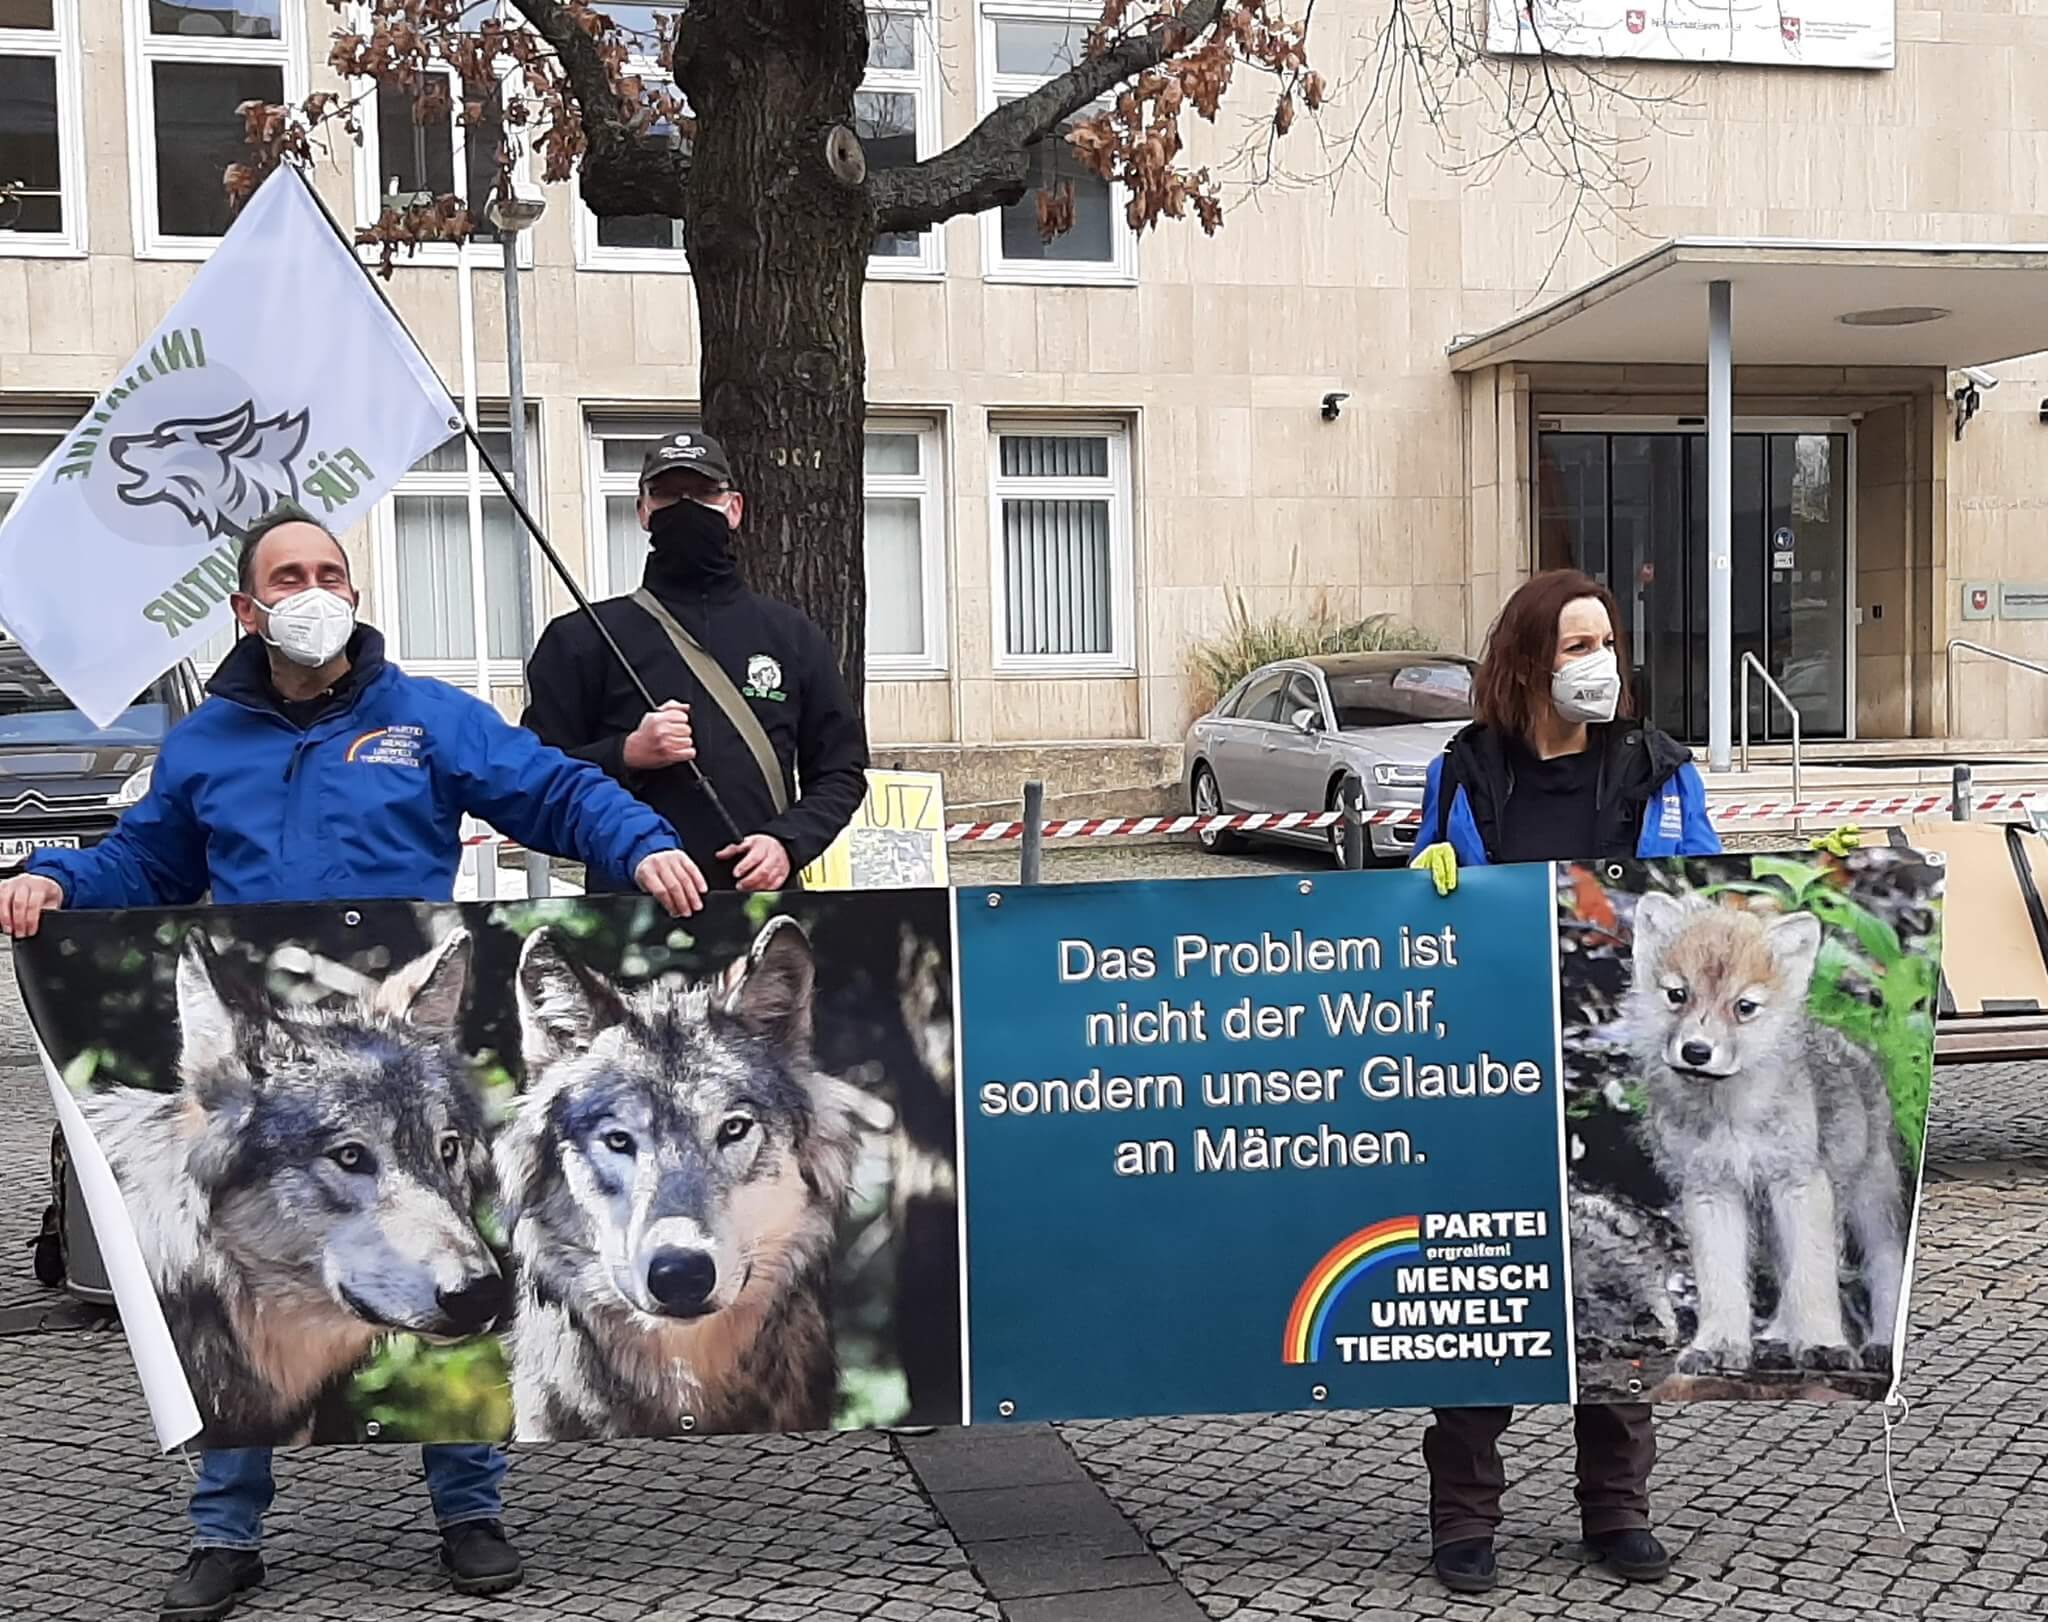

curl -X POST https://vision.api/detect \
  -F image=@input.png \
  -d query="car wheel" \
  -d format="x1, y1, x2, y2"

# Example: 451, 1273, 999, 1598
1192, 766, 1246, 854
1327, 774, 1366, 870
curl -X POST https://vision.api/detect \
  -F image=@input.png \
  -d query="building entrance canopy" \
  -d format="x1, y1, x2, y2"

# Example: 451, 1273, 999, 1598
1446, 240, 2048, 373
1446, 240, 2048, 768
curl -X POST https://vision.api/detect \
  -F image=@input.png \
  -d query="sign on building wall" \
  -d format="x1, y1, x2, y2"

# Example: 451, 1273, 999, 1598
1486, 0, 1895, 70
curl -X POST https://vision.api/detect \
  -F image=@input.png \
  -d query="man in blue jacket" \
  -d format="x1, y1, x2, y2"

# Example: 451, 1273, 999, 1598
0, 510, 707, 1622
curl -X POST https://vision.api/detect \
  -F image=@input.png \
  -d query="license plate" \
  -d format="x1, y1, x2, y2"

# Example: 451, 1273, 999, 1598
0, 835, 79, 860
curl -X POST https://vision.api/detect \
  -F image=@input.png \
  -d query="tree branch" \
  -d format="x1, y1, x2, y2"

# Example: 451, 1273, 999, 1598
869, 0, 1227, 234
508, 0, 690, 216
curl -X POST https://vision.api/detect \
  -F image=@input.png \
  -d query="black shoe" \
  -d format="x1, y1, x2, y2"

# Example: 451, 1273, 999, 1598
1587, 1527, 1673, 1582
160, 1549, 264, 1622
1432, 1537, 1498, 1594
440, 1520, 525, 1597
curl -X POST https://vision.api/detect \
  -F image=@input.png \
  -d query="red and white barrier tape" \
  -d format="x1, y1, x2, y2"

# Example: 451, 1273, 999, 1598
461, 790, 2043, 851
941, 792, 2045, 843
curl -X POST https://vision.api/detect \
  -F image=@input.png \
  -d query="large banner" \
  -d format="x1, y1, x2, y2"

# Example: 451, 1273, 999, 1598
17, 849, 1939, 1449
19, 891, 961, 1450
1485, 0, 1896, 69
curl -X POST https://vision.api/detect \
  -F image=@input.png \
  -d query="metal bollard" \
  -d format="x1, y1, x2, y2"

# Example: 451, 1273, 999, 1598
524, 848, 552, 899
1020, 781, 1044, 885
1341, 780, 1366, 871
1953, 762, 1973, 822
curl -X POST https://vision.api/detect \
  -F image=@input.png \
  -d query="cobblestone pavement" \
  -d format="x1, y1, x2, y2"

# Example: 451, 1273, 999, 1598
3, 858, 2046, 1620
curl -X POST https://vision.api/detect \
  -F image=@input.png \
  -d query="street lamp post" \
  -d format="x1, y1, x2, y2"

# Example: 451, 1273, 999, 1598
488, 185, 549, 897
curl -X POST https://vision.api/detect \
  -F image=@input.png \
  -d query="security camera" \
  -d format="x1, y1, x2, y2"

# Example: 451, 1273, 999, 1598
1958, 366, 2001, 391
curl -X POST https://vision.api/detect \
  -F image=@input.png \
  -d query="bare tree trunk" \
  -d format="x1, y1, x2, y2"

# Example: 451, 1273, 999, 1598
679, 4, 872, 715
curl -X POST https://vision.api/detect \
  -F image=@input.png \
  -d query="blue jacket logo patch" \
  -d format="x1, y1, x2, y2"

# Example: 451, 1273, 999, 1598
346, 724, 425, 768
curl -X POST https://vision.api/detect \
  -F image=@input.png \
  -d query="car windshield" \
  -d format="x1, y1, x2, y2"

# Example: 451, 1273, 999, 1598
1327, 663, 1474, 729
0, 648, 172, 747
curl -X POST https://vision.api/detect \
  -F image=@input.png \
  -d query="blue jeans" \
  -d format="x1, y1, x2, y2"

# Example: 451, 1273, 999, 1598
189, 1446, 508, 1550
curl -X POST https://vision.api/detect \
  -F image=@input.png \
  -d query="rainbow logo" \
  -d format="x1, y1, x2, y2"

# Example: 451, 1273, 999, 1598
1282, 1216, 1423, 1365
345, 728, 390, 763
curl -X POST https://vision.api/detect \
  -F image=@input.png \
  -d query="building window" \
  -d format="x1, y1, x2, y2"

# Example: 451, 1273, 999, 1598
576, 0, 938, 275
585, 412, 700, 592
572, 3, 690, 270
865, 419, 946, 673
355, 68, 532, 265
572, 74, 691, 268
990, 420, 1132, 672
0, 1, 84, 256
977, 3, 1135, 285
126, 0, 300, 258
375, 414, 538, 682
861, 1, 941, 277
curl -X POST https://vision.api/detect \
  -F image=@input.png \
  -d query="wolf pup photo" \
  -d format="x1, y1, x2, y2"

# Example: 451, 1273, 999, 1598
1554, 848, 1941, 1403
15, 889, 962, 1449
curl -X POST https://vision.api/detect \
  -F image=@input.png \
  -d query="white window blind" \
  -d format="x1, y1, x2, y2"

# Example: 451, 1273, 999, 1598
991, 423, 1131, 669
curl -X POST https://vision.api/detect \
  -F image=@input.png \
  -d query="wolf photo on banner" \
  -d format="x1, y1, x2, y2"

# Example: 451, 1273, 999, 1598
1556, 848, 1941, 1404
13, 889, 960, 1449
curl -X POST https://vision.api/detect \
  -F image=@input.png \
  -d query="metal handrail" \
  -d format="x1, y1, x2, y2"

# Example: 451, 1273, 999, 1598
1739, 652, 1802, 821
1947, 639, 2048, 739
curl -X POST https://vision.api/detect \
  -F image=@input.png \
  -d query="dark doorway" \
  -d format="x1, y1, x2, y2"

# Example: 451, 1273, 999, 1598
1537, 427, 1852, 743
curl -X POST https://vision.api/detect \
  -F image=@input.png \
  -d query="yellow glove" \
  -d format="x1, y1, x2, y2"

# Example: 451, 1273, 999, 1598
1810, 824, 1862, 859
1410, 841, 1459, 897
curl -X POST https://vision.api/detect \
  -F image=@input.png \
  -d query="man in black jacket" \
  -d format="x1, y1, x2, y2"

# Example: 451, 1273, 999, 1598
522, 431, 868, 892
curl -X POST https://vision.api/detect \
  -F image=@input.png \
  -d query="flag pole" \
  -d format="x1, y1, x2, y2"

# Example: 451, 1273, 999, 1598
273, 165, 746, 847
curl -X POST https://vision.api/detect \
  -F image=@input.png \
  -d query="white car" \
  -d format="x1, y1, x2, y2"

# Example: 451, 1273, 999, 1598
1183, 653, 1477, 864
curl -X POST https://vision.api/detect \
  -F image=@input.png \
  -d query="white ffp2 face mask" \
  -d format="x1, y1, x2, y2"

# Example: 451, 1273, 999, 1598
1552, 648, 1622, 725
259, 587, 356, 668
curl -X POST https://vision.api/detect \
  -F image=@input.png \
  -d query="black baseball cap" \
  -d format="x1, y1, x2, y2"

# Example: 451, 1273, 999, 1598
640, 430, 734, 491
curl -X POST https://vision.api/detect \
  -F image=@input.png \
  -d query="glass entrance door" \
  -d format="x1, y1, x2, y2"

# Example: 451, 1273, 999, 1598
1536, 427, 1851, 743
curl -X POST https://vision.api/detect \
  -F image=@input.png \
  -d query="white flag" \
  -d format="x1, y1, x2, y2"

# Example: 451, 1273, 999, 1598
0, 168, 458, 726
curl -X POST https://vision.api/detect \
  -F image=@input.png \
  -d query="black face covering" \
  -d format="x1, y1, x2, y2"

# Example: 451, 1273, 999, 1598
646, 498, 738, 594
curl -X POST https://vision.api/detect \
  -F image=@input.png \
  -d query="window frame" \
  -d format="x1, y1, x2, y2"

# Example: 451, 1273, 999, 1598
368, 403, 541, 688
124, 0, 305, 261
975, 0, 1137, 287
573, 0, 942, 276
0, 0, 86, 258
570, 51, 692, 274
987, 415, 1135, 677
351, 57, 535, 271
863, 413, 948, 678
860, 0, 943, 282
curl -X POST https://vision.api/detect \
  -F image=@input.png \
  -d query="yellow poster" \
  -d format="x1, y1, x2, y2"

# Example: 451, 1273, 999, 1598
800, 769, 950, 891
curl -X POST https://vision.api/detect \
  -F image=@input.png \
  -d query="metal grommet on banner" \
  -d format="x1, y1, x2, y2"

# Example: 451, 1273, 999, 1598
343, 909, 362, 927
680, 1415, 697, 1433
1604, 863, 1626, 882
986, 894, 1001, 908
1298, 880, 1313, 895
998, 1400, 1016, 1418
365, 1421, 380, 1437
1626, 1377, 1643, 1396
1311, 1385, 1328, 1403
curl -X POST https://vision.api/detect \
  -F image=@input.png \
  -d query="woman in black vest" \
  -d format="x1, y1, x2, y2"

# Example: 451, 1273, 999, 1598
1409, 569, 1719, 1594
